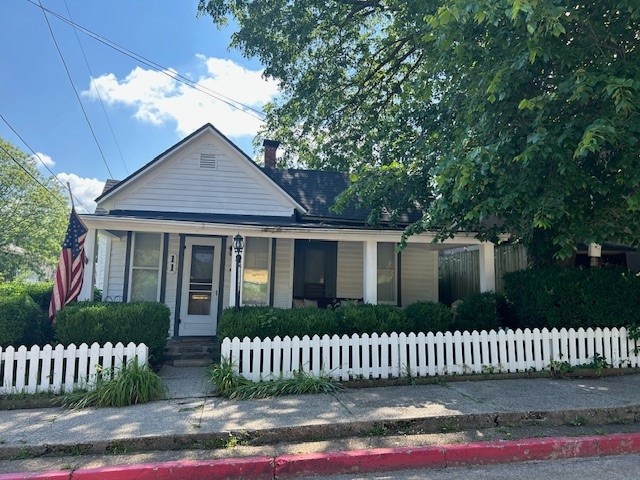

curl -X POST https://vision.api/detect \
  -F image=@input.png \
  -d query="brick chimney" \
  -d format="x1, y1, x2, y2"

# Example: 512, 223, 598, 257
263, 139, 280, 169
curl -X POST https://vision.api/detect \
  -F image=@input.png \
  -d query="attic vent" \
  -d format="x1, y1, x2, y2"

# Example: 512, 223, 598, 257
200, 153, 218, 169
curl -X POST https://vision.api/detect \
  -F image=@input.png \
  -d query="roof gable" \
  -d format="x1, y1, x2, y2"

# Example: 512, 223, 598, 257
96, 124, 305, 217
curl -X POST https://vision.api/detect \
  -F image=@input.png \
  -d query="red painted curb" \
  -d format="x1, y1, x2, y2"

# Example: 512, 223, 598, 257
0, 472, 71, 480
444, 436, 600, 466
275, 446, 446, 478
70, 457, 274, 480
3, 433, 640, 479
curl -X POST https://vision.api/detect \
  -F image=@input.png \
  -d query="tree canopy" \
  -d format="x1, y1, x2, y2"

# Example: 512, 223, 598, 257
0, 139, 68, 280
199, 0, 640, 259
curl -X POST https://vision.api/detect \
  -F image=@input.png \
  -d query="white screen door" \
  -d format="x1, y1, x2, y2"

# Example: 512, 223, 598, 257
179, 237, 221, 336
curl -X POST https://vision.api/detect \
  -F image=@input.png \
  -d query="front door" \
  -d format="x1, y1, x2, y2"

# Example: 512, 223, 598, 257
179, 237, 221, 336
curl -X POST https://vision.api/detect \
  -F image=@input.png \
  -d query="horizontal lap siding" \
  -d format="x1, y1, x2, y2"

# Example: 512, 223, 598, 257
223, 237, 232, 310
337, 241, 363, 299
401, 245, 438, 306
104, 237, 126, 301
164, 234, 180, 333
111, 140, 294, 216
273, 238, 293, 308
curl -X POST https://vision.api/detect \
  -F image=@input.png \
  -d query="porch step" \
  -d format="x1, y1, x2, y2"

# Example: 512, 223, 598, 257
163, 337, 220, 366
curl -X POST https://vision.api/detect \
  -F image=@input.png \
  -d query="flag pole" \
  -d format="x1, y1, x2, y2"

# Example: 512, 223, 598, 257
66, 182, 75, 211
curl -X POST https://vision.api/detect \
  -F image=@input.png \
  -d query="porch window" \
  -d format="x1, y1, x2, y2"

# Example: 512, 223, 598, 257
377, 242, 396, 303
130, 232, 162, 301
242, 237, 270, 305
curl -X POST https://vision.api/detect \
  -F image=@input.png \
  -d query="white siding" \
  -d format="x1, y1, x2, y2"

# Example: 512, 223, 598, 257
164, 234, 180, 334
223, 236, 232, 310
105, 136, 295, 217
401, 244, 438, 306
337, 241, 363, 299
273, 238, 293, 308
104, 237, 126, 301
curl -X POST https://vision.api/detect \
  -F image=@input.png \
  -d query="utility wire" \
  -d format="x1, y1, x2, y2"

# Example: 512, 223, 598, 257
63, 0, 129, 175
0, 113, 91, 212
37, 0, 115, 179
26, 0, 266, 122
0, 144, 68, 208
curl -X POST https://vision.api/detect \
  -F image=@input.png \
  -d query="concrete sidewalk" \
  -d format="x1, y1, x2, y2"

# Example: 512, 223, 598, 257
0, 368, 640, 476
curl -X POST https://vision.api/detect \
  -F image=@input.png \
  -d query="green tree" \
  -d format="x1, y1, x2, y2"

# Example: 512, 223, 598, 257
199, 1, 640, 260
0, 139, 68, 280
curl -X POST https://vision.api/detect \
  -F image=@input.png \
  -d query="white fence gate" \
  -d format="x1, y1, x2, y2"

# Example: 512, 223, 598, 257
221, 328, 639, 382
0, 342, 148, 394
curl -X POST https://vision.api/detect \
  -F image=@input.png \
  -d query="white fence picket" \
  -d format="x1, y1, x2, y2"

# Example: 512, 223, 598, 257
0, 342, 148, 395
219, 326, 637, 383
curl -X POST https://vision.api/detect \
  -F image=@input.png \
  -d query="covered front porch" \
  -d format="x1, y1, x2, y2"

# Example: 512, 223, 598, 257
79, 215, 499, 338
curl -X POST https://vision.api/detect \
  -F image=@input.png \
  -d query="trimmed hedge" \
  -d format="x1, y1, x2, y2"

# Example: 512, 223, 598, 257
54, 302, 170, 364
0, 294, 52, 347
504, 267, 640, 329
0, 282, 53, 312
335, 304, 411, 335
217, 306, 336, 340
453, 292, 512, 332
405, 301, 453, 333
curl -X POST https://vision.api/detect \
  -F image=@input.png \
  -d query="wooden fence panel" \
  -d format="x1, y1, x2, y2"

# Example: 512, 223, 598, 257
220, 327, 637, 383
0, 342, 148, 395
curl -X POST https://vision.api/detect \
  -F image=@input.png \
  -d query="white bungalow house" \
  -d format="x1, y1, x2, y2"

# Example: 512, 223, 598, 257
78, 123, 499, 338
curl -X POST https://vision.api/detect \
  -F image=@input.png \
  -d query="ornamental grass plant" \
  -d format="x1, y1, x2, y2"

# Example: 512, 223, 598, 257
62, 358, 166, 408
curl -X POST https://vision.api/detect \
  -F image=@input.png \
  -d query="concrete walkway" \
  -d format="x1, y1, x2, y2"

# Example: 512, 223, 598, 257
0, 368, 639, 477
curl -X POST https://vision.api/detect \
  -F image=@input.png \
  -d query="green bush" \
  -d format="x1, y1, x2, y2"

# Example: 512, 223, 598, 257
217, 306, 336, 339
0, 282, 53, 312
454, 292, 510, 332
0, 293, 51, 347
504, 267, 640, 329
405, 301, 453, 333
54, 302, 170, 364
335, 304, 411, 335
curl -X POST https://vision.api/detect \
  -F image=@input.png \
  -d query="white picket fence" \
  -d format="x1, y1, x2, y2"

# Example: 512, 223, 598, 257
221, 327, 639, 382
0, 342, 148, 394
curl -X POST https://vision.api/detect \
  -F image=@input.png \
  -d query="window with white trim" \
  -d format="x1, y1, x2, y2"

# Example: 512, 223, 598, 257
130, 232, 162, 301
377, 242, 397, 303
242, 237, 270, 305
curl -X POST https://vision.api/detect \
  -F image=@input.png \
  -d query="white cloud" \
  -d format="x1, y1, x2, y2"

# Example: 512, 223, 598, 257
31, 152, 55, 169
82, 56, 278, 138
56, 173, 105, 214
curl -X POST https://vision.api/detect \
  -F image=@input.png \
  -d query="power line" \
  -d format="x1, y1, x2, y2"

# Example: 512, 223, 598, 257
0, 113, 91, 212
37, 0, 115, 179
26, 0, 266, 122
63, 0, 129, 175
0, 143, 68, 209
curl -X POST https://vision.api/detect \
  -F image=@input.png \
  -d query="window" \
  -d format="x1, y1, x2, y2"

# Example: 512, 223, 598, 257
130, 233, 162, 301
242, 237, 270, 305
377, 242, 396, 303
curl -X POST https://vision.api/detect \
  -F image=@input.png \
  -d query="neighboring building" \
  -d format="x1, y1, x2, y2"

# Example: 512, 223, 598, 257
79, 124, 498, 337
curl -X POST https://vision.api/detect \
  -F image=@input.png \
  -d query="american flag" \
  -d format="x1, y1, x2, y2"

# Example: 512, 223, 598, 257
49, 209, 88, 322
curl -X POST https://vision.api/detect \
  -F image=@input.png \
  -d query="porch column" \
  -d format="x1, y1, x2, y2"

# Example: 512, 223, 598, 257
363, 240, 377, 304
478, 242, 496, 292
228, 242, 237, 308
78, 227, 97, 301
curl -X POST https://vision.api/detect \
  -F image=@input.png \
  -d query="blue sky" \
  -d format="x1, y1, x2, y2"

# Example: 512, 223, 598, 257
1, 1, 277, 212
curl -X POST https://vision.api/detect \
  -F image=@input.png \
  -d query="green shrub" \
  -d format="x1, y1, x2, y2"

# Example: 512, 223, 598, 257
0, 282, 53, 312
0, 293, 51, 347
405, 301, 453, 333
335, 304, 411, 335
218, 306, 336, 339
54, 302, 170, 364
504, 267, 640, 329
454, 292, 510, 332
62, 358, 166, 408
